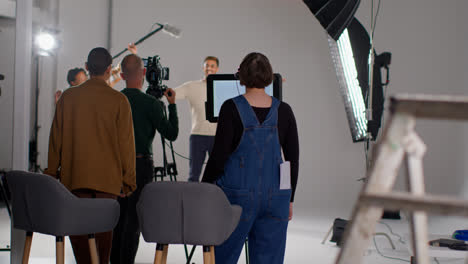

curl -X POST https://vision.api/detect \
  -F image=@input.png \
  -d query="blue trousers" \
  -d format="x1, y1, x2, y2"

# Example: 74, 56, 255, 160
189, 135, 214, 182
215, 187, 291, 264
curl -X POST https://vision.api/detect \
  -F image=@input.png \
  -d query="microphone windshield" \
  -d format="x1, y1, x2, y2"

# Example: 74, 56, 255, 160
162, 23, 181, 38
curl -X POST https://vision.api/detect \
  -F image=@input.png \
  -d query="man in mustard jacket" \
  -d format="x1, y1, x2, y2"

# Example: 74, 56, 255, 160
45, 47, 136, 264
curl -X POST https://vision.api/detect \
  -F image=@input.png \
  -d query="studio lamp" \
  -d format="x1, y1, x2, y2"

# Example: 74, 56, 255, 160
303, 0, 396, 220
328, 18, 390, 142
328, 26, 367, 141
303, 0, 391, 142
34, 30, 59, 57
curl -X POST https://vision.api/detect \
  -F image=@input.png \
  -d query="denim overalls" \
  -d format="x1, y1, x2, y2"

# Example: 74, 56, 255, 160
216, 95, 291, 264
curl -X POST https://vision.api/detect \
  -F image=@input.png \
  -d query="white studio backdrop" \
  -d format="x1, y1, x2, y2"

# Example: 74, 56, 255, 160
0, 0, 464, 220
110, 0, 468, 217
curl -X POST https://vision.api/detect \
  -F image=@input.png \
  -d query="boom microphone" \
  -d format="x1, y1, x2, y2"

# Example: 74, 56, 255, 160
112, 22, 182, 59
159, 23, 181, 38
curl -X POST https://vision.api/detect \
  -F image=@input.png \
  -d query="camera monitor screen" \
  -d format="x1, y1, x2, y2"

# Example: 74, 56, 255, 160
206, 73, 282, 123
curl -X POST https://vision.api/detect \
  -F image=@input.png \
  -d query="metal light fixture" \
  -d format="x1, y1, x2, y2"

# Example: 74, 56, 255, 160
328, 27, 368, 141
328, 18, 390, 142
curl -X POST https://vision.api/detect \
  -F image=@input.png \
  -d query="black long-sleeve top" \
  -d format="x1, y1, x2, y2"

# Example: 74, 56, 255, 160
202, 98, 299, 202
121, 88, 179, 155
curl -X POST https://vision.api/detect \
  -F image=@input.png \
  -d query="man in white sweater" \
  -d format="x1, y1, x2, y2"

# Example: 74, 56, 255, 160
175, 56, 219, 182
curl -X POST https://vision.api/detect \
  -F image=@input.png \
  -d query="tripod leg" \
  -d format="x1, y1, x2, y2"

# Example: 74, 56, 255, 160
169, 141, 178, 182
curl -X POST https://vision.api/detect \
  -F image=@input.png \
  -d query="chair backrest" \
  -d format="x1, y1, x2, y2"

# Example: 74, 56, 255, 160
6, 171, 78, 234
137, 181, 241, 246
6, 170, 121, 237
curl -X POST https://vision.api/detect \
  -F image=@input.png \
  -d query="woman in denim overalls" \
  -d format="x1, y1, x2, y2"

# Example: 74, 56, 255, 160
203, 52, 299, 264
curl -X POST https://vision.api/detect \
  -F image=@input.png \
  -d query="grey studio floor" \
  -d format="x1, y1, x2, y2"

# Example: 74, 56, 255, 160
0, 204, 466, 264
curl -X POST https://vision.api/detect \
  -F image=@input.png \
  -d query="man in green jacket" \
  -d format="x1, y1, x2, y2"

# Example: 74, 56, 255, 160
110, 54, 178, 264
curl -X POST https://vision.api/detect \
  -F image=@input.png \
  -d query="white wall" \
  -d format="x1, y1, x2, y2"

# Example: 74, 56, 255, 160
0, 18, 16, 170
35, 0, 111, 168
4, 0, 466, 220
355, 0, 468, 198
55, 0, 110, 90
109, 0, 468, 218
109, 0, 367, 218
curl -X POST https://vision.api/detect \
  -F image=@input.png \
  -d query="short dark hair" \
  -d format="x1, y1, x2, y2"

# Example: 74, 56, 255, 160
86, 47, 112, 76
204, 56, 219, 67
238, 52, 273, 88
66, 68, 86, 86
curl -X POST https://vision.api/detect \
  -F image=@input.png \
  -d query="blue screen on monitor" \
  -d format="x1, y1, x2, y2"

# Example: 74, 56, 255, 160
213, 80, 274, 118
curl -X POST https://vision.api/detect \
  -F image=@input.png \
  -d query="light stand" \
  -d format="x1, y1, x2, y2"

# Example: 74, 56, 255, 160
29, 30, 59, 172
0, 74, 4, 97
29, 56, 41, 172
0, 169, 11, 252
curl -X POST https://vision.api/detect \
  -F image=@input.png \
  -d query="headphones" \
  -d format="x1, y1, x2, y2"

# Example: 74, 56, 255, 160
234, 67, 240, 80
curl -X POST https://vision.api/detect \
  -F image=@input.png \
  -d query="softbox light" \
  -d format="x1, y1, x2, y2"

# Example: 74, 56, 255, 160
303, 0, 360, 41
328, 18, 387, 142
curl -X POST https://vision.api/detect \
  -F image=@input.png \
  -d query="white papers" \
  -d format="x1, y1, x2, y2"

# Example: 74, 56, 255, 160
280, 161, 291, 190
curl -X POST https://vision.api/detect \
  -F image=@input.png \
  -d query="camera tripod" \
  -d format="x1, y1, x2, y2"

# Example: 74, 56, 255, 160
153, 99, 178, 182
152, 100, 206, 263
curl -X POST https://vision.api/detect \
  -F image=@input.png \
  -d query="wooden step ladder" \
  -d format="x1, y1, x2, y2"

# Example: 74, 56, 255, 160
336, 94, 468, 264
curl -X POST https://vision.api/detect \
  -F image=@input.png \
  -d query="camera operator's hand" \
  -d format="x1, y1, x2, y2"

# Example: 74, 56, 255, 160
164, 88, 176, 104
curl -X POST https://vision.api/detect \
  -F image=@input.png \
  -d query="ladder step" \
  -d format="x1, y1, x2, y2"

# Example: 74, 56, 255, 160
391, 94, 468, 120
361, 191, 468, 217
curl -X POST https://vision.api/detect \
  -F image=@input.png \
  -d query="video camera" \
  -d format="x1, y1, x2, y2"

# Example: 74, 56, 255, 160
144, 55, 169, 99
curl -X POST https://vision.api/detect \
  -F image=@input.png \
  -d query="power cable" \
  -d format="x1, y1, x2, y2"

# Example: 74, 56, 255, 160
373, 235, 411, 263
372, 0, 382, 39
379, 221, 406, 245
164, 141, 208, 164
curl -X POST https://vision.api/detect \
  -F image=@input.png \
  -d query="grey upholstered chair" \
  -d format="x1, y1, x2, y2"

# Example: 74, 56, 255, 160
137, 181, 242, 264
6, 170, 120, 264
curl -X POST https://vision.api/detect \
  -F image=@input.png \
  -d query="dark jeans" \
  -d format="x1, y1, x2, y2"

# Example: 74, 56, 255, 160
189, 135, 214, 182
110, 157, 154, 264
70, 189, 117, 264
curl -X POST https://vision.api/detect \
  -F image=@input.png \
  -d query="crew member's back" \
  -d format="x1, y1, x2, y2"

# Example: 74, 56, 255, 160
50, 78, 136, 195
45, 47, 136, 264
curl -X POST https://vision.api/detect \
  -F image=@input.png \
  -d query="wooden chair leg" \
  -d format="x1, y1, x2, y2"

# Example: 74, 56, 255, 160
210, 246, 215, 264
22, 231, 33, 264
154, 244, 166, 264
88, 234, 99, 264
56, 236, 64, 264
162, 245, 168, 264
203, 246, 212, 264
